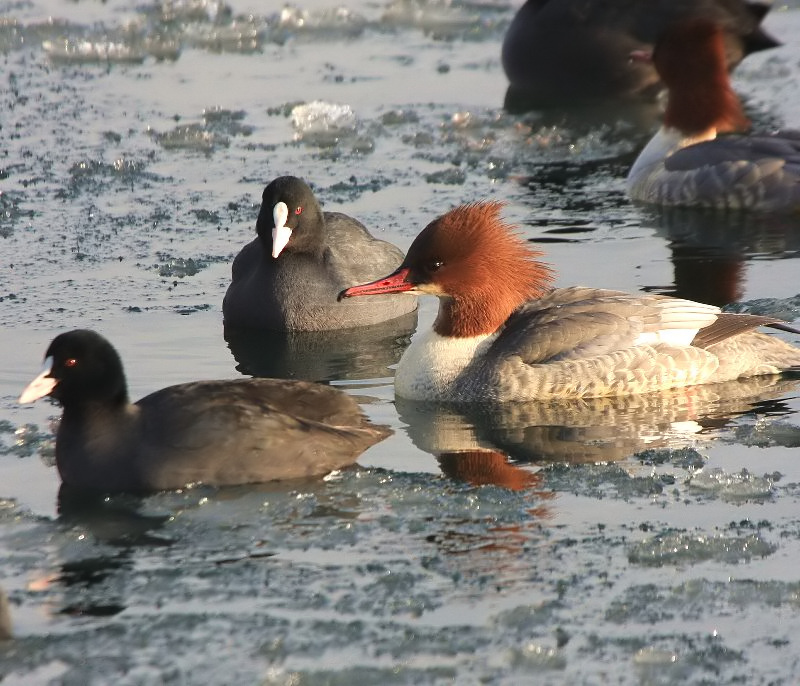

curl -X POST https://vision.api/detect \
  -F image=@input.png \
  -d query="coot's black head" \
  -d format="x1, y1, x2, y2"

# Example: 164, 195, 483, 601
256, 175, 325, 257
19, 329, 129, 408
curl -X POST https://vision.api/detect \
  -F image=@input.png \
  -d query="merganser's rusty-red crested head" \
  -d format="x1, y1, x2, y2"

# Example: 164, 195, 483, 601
340, 202, 554, 337
636, 19, 750, 135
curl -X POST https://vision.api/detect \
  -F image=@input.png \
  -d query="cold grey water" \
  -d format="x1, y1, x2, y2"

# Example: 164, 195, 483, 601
2, 0, 800, 683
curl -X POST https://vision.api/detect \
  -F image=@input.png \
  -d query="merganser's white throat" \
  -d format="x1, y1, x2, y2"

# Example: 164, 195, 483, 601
394, 329, 498, 401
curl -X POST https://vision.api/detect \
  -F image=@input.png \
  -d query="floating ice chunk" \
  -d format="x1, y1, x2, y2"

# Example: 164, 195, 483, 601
43, 39, 147, 64
272, 5, 366, 38
157, 257, 204, 278
291, 101, 357, 147
687, 467, 773, 500
381, 109, 420, 125
633, 647, 687, 682
159, 0, 231, 24
636, 446, 706, 469
628, 530, 776, 566
732, 419, 800, 448
381, 0, 478, 36
506, 642, 566, 671
183, 19, 262, 54
151, 124, 227, 152
292, 101, 356, 134
202, 107, 254, 136
425, 168, 466, 185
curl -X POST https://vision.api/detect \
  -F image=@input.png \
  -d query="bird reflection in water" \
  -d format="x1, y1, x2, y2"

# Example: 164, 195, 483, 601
402, 375, 798, 585
437, 449, 545, 493
397, 374, 800, 488
224, 309, 417, 382
0, 588, 11, 640
643, 207, 800, 306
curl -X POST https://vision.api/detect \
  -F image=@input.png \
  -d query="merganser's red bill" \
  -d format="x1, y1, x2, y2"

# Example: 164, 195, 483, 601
628, 49, 652, 64
339, 268, 414, 300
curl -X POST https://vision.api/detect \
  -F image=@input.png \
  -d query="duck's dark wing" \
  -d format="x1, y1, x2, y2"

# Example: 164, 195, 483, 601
133, 379, 390, 489
323, 212, 407, 285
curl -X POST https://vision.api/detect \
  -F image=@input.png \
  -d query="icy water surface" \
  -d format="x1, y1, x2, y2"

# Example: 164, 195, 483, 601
2, 0, 800, 683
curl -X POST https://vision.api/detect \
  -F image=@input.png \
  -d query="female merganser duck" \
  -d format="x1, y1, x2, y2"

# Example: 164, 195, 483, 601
340, 202, 800, 402
223, 176, 417, 331
502, 0, 778, 107
627, 19, 800, 211
18, 330, 390, 492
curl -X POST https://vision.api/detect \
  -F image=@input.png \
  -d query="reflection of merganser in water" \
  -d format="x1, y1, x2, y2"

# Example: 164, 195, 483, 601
396, 376, 800, 468
341, 202, 800, 401
501, 0, 778, 106
223, 176, 417, 331
627, 19, 800, 211
648, 208, 800, 306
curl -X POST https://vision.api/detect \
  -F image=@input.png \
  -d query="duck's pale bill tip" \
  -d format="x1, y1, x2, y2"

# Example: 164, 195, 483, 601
271, 224, 293, 259
19, 357, 57, 404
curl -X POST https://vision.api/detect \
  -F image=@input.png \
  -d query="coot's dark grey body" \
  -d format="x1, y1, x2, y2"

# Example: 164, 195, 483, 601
223, 176, 417, 331
19, 330, 390, 492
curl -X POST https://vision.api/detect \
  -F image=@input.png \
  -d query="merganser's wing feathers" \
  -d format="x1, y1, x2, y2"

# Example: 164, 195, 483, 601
665, 136, 800, 172
496, 288, 721, 364
645, 135, 800, 209
499, 307, 644, 363
692, 313, 800, 349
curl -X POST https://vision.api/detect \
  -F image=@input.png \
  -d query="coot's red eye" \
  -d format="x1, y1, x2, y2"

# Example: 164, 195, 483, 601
295, 206, 303, 215
64, 358, 78, 368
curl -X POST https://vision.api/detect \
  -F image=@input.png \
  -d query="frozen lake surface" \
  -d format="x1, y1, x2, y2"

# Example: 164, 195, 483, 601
2, 0, 800, 683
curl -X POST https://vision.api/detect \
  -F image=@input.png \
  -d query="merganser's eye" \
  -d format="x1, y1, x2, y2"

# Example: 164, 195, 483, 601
428, 260, 444, 272
294, 206, 303, 215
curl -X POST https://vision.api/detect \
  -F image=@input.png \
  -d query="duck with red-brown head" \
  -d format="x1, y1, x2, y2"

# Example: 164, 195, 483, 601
341, 203, 800, 402
346, 202, 553, 337
341, 202, 554, 400
627, 19, 800, 211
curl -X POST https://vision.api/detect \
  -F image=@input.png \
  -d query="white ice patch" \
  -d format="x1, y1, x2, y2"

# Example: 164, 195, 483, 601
687, 467, 774, 500
291, 101, 356, 145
